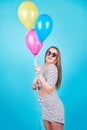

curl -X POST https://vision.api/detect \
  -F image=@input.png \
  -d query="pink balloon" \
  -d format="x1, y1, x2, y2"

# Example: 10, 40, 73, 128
25, 29, 43, 56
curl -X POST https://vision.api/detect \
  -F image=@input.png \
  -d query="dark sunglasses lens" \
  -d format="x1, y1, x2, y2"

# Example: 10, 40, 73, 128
52, 53, 57, 57
47, 51, 51, 55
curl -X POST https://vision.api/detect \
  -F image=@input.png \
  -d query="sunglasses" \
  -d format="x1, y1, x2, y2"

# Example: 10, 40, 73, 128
46, 51, 57, 58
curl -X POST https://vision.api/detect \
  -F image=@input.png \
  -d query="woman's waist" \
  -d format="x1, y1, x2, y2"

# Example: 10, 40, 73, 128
38, 88, 56, 96
38, 90, 59, 100
38, 91, 64, 109
38, 89, 49, 96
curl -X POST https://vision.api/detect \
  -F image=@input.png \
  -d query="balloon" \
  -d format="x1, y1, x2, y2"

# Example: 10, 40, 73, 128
35, 14, 53, 42
25, 29, 43, 56
18, 1, 38, 29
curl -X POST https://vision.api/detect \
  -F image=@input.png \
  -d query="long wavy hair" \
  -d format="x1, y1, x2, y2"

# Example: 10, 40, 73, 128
44, 46, 62, 88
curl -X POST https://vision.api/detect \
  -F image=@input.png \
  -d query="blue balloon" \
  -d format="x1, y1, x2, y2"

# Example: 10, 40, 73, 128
35, 14, 53, 42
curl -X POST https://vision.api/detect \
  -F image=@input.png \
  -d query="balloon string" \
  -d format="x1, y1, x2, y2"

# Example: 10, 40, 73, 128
34, 54, 40, 65
34, 55, 42, 129
37, 89, 42, 130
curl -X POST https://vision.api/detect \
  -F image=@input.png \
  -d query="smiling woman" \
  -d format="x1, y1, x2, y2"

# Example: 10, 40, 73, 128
32, 46, 64, 130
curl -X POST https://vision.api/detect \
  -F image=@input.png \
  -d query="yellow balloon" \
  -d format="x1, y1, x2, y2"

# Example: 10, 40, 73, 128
18, 1, 38, 29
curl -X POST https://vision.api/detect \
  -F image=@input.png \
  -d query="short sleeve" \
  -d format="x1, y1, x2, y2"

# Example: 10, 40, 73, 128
46, 64, 58, 86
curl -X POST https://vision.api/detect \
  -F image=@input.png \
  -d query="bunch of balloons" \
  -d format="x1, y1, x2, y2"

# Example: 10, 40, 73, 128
18, 1, 53, 56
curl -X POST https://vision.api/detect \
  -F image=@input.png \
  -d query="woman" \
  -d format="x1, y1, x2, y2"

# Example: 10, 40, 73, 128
32, 46, 64, 130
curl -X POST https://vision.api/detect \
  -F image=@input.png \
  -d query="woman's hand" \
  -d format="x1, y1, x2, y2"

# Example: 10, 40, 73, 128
34, 63, 42, 75
32, 78, 38, 90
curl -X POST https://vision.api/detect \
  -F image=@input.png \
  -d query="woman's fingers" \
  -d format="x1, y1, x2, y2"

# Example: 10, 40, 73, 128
34, 65, 41, 74
32, 84, 37, 90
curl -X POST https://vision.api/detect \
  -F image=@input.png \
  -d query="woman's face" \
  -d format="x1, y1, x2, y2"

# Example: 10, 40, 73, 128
45, 48, 58, 64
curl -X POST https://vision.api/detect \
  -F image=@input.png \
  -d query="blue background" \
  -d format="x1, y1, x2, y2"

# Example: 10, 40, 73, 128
0, 0, 87, 130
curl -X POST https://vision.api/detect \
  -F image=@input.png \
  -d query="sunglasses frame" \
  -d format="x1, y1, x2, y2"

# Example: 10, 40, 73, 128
46, 51, 57, 58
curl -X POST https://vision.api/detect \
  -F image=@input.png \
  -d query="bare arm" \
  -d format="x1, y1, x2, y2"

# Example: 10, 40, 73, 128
38, 72, 55, 93
34, 64, 56, 93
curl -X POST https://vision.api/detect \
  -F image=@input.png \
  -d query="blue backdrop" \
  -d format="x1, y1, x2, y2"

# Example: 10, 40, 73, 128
0, 0, 87, 130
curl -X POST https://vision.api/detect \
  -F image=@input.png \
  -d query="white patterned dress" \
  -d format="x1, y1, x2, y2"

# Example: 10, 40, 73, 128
38, 64, 64, 124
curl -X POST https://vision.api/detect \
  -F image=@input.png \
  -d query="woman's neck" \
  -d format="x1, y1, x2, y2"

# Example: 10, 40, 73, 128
45, 62, 51, 68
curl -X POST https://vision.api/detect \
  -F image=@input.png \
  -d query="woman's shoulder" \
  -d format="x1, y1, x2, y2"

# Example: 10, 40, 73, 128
48, 64, 57, 72
48, 63, 57, 68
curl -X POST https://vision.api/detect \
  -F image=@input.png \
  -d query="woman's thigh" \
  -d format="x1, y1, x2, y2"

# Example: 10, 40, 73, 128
51, 122, 64, 130
43, 120, 52, 130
